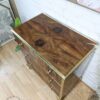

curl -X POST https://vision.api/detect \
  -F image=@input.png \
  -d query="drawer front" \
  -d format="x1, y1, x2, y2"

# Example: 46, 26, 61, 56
22, 44, 62, 85
28, 61, 60, 96
29, 55, 61, 85
48, 77, 61, 96
22, 45, 61, 95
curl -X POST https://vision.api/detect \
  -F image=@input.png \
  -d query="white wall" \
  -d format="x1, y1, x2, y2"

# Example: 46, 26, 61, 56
15, 0, 100, 91
15, 0, 42, 22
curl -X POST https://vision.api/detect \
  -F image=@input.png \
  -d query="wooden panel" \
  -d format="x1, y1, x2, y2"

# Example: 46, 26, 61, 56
14, 14, 95, 76
62, 74, 80, 98
28, 60, 61, 96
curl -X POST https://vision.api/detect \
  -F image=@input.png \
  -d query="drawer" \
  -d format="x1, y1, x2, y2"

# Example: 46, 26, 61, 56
27, 53, 62, 85
22, 44, 62, 85
48, 77, 61, 96
28, 61, 61, 96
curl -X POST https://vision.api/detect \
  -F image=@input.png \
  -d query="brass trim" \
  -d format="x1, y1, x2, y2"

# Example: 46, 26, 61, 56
11, 13, 97, 80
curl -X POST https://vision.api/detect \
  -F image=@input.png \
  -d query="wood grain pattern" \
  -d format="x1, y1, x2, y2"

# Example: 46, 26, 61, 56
14, 14, 95, 76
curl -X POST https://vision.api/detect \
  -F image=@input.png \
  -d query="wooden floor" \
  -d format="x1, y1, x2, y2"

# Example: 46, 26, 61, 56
0, 40, 94, 100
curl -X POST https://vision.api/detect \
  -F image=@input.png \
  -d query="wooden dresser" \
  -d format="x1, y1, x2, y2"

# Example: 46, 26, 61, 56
12, 14, 96, 100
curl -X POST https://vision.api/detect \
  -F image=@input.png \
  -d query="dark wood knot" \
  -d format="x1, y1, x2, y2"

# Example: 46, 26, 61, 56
52, 27, 63, 33
35, 39, 45, 47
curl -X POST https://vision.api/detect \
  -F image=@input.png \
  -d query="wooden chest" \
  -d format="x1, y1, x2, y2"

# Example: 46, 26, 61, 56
12, 14, 96, 100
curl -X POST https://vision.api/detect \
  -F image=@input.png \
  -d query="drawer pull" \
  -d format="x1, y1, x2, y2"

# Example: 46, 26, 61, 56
48, 69, 52, 74
49, 79, 53, 84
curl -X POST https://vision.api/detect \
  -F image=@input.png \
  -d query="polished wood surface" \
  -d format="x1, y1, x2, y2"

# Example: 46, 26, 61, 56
14, 14, 95, 76
0, 40, 95, 100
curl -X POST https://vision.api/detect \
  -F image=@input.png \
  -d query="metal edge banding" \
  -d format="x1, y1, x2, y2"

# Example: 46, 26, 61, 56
11, 29, 65, 79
